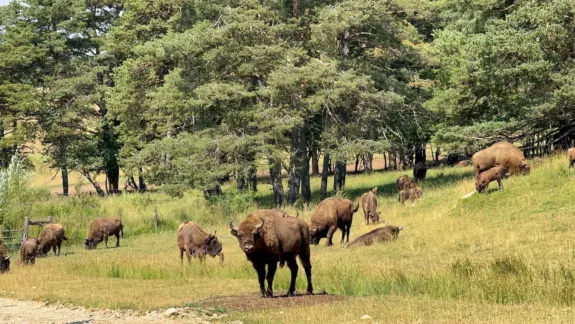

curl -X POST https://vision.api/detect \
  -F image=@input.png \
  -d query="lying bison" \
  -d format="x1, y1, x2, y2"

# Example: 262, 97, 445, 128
569, 148, 575, 169
361, 188, 380, 225
396, 175, 417, 191
20, 238, 39, 265
413, 161, 427, 181
472, 142, 530, 183
177, 221, 223, 264
0, 241, 11, 273
85, 217, 124, 250
230, 209, 313, 298
346, 224, 403, 248
476, 166, 504, 193
37, 224, 67, 257
399, 187, 423, 206
309, 198, 359, 246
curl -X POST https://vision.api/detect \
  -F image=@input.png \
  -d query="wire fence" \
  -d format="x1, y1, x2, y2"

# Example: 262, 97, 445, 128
1, 229, 24, 252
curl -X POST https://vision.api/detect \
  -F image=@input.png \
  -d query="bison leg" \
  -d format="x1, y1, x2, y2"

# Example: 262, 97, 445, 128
340, 227, 346, 244
266, 262, 277, 297
57, 243, 61, 257
254, 263, 267, 298
104, 233, 109, 248
299, 254, 314, 294
326, 226, 337, 246
185, 247, 192, 264
498, 178, 504, 190
179, 249, 184, 264
115, 232, 120, 248
286, 258, 298, 296
363, 209, 369, 225
52, 245, 57, 257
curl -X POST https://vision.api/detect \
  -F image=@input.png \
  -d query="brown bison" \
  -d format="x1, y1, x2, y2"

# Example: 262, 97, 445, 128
399, 187, 423, 206
476, 166, 505, 193
20, 238, 39, 265
37, 224, 68, 257
345, 224, 403, 248
230, 209, 313, 298
177, 221, 223, 264
0, 240, 11, 273
569, 148, 575, 169
361, 188, 380, 225
85, 217, 124, 250
396, 175, 417, 191
472, 142, 530, 183
309, 198, 359, 246
413, 161, 427, 181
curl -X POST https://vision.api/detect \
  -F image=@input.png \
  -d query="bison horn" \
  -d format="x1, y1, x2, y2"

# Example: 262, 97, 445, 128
229, 219, 238, 232
399, 226, 404, 231
254, 218, 264, 230
296, 212, 299, 218
5, 253, 12, 260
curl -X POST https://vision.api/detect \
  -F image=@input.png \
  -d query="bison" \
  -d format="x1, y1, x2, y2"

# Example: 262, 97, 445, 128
345, 224, 403, 248
37, 224, 68, 257
309, 198, 359, 246
20, 238, 39, 265
85, 217, 124, 250
399, 187, 423, 206
472, 142, 530, 183
230, 209, 313, 298
396, 175, 417, 191
0, 240, 11, 273
569, 148, 575, 169
361, 187, 381, 225
456, 160, 472, 167
177, 221, 223, 264
413, 161, 427, 181
476, 166, 505, 193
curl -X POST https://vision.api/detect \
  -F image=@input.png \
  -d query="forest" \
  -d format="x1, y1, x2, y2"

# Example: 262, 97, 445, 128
1, 0, 575, 206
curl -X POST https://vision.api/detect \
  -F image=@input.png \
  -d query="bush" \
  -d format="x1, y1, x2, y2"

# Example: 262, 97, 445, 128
0, 153, 35, 229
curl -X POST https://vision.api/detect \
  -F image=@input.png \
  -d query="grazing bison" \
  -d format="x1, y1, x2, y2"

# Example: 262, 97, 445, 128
20, 238, 39, 265
85, 217, 124, 250
177, 221, 223, 264
399, 187, 423, 206
361, 188, 381, 225
472, 142, 530, 183
569, 148, 575, 169
309, 198, 359, 246
456, 160, 472, 167
0, 240, 11, 273
345, 224, 403, 248
230, 209, 313, 298
476, 166, 505, 193
396, 175, 417, 191
37, 224, 67, 257
413, 161, 427, 181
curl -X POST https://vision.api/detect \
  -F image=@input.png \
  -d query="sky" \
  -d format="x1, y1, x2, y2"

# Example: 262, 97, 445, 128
0, 0, 10, 5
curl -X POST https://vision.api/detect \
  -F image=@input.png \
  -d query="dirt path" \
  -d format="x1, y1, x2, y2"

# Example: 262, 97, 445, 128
0, 298, 218, 324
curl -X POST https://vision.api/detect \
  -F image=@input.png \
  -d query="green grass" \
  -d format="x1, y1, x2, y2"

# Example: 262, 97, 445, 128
2, 154, 575, 322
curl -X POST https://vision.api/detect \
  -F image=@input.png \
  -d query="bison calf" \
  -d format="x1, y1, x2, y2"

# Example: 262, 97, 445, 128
20, 238, 39, 265
399, 187, 423, 206
230, 209, 313, 298
346, 224, 403, 248
37, 224, 67, 257
476, 166, 505, 193
85, 217, 124, 250
309, 198, 359, 246
177, 221, 223, 264
361, 187, 381, 225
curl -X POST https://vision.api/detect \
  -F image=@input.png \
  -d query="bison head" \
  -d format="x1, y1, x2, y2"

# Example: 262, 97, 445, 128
85, 238, 101, 250
205, 232, 224, 261
521, 161, 531, 175
476, 180, 489, 193
230, 216, 264, 255
309, 228, 321, 245
0, 254, 11, 273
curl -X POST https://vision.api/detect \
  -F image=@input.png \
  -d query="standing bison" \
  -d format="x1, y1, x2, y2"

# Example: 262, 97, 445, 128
472, 142, 530, 182
309, 198, 359, 246
345, 224, 403, 248
85, 217, 124, 250
361, 188, 381, 225
396, 175, 417, 191
230, 209, 313, 298
37, 224, 68, 257
20, 238, 39, 265
177, 221, 223, 264
569, 148, 575, 169
0, 240, 11, 273
413, 161, 427, 181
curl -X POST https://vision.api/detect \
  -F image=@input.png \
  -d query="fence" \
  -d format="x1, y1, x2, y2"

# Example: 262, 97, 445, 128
1, 216, 53, 252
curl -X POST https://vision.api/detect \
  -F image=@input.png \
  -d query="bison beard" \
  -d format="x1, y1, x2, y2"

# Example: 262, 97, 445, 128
230, 210, 314, 298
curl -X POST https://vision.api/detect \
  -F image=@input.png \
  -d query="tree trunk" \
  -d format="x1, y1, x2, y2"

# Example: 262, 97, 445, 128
138, 168, 147, 192
364, 152, 373, 173
269, 159, 284, 207
287, 126, 307, 205
248, 163, 257, 192
62, 168, 69, 196
237, 174, 247, 192
84, 173, 105, 196
320, 152, 330, 200
301, 154, 311, 207
106, 167, 120, 193
435, 147, 440, 166
383, 151, 387, 170
354, 154, 360, 173
311, 150, 320, 176
334, 160, 346, 192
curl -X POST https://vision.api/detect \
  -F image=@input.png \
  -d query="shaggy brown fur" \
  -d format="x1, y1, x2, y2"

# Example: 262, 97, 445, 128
399, 187, 423, 206
85, 217, 124, 250
456, 160, 472, 167
37, 224, 68, 257
476, 166, 505, 193
413, 161, 427, 181
569, 148, 575, 169
361, 187, 381, 225
177, 221, 223, 264
472, 142, 530, 183
396, 175, 417, 191
309, 198, 360, 246
230, 209, 313, 298
0, 239, 10, 273
20, 238, 39, 265
345, 224, 403, 248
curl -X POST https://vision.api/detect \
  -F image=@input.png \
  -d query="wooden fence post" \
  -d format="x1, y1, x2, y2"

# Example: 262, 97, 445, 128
154, 205, 158, 231
23, 217, 30, 240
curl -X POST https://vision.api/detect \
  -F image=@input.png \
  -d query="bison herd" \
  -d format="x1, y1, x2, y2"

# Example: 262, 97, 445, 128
1, 141, 565, 298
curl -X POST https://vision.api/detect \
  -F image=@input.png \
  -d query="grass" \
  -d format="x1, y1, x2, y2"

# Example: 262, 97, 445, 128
2, 154, 575, 322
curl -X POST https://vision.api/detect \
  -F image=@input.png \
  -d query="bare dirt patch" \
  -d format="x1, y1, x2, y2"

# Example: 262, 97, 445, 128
202, 293, 347, 312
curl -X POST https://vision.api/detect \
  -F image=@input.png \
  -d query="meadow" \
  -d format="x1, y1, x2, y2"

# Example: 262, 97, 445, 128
2, 155, 575, 322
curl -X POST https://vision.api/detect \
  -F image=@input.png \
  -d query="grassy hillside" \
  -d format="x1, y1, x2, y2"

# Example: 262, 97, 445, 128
1, 154, 575, 322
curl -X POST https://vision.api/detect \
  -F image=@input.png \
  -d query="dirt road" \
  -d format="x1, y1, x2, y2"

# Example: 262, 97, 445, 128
0, 298, 217, 324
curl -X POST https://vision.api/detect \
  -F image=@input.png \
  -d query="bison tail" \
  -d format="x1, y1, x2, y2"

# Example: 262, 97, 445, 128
62, 236, 68, 241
